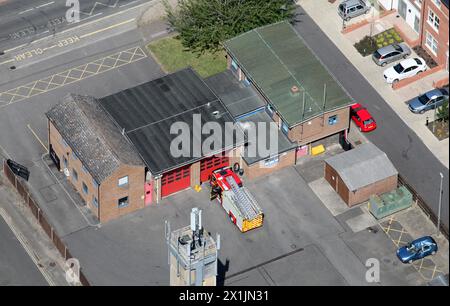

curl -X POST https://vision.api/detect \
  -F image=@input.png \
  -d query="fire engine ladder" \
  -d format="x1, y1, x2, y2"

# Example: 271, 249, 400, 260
225, 176, 260, 220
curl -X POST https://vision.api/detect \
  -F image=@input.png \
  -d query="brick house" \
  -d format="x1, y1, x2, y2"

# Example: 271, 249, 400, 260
47, 69, 244, 222
378, 0, 449, 71
223, 21, 353, 178
419, 0, 449, 70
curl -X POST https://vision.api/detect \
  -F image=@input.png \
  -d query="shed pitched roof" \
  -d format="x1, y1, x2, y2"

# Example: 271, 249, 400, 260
325, 143, 398, 191
46, 94, 143, 183
224, 21, 353, 127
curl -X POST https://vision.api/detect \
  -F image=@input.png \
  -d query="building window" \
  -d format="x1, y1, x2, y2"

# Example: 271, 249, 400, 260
72, 169, 78, 182
63, 156, 68, 168
231, 59, 238, 71
428, 9, 440, 31
266, 104, 274, 117
328, 115, 338, 125
281, 121, 289, 135
118, 196, 129, 208
92, 196, 98, 208
72, 152, 78, 160
92, 179, 98, 189
61, 138, 68, 147
118, 176, 129, 187
82, 182, 88, 195
425, 32, 438, 55
263, 155, 279, 168
82, 164, 88, 173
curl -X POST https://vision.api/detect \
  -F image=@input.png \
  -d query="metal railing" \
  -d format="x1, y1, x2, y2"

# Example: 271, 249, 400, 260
398, 174, 449, 240
2, 160, 90, 286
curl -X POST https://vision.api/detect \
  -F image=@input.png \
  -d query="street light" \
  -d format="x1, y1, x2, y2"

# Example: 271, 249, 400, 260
436, 172, 444, 236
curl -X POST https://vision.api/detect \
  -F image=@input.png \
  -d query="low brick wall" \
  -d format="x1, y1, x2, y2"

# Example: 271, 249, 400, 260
392, 65, 445, 90
393, 24, 420, 47
433, 75, 449, 88
342, 9, 397, 34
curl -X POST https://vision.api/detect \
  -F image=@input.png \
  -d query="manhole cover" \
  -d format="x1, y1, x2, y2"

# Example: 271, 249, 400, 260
291, 244, 297, 249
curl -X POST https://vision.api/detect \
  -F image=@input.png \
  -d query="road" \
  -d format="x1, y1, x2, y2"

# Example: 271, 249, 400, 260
0, 216, 48, 285
0, 0, 148, 53
294, 6, 449, 232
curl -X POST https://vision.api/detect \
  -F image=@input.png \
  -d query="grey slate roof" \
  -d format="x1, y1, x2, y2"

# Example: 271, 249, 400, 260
325, 143, 398, 192
46, 94, 143, 184
100, 68, 245, 175
205, 70, 265, 118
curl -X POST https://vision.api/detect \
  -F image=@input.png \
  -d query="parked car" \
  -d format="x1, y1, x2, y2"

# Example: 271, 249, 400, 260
350, 103, 377, 132
372, 43, 411, 67
383, 57, 427, 84
338, 0, 371, 21
408, 88, 449, 114
397, 236, 438, 264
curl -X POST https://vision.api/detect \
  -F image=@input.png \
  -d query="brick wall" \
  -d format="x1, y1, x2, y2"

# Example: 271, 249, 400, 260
420, 0, 449, 67
288, 107, 350, 145
99, 164, 145, 223
49, 120, 100, 218
347, 174, 398, 206
242, 149, 296, 180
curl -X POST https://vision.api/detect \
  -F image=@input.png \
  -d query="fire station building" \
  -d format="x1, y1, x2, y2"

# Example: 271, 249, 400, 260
223, 21, 353, 178
47, 68, 244, 222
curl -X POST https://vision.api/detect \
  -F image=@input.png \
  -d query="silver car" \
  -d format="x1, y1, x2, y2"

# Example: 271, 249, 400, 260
338, 0, 371, 21
372, 43, 411, 67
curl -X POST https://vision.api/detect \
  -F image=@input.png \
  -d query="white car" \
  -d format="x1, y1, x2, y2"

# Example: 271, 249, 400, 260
383, 57, 427, 84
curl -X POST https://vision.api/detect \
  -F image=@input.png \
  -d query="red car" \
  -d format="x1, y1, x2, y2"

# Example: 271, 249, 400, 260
350, 103, 377, 132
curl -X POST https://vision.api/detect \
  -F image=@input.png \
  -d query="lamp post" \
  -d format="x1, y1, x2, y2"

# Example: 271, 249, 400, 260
436, 172, 443, 236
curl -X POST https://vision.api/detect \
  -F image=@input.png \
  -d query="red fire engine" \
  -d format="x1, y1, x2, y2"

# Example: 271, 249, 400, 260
210, 167, 264, 232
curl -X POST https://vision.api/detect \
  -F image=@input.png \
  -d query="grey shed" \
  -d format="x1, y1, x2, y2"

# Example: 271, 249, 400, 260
325, 143, 398, 192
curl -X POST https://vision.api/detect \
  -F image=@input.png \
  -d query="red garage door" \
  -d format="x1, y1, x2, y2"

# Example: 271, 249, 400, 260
161, 165, 191, 197
200, 155, 229, 183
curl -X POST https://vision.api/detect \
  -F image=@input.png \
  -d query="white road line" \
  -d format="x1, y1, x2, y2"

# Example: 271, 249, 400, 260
151, 30, 169, 38
36, 1, 55, 9
0, 208, 55, 286
81, 12, 103, 22
18, 8, 34, 15
120, 0, 140, 8
3, 0, 154, 54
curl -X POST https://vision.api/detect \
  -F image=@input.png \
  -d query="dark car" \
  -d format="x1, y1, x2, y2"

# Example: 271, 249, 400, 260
397, 236, 438, 264
372, 43, 411, 67
408, 88, 449, 114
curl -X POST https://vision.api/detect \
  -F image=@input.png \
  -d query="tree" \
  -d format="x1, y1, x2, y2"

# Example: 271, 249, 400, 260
436, 99, 449, 122
164, 0, 296, 53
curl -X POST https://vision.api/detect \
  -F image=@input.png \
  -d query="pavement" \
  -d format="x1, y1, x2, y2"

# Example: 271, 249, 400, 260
0, 170, 69, 286
294, 1, 449, 233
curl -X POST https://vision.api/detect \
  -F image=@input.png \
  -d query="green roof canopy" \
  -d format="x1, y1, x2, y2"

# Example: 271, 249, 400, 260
224, 21, 352, 127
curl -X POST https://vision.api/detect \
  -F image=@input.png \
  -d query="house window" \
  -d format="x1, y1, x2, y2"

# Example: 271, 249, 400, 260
82, 165, 88, 173
82, 182, 88, 195
328, 115, 338, 125
231, 59, 238, 71
428, 9, 440, 31
425, 32, 438, 55
92, 179, 98, 189
264, 155, 279, 168
281, 121, 289, 135
266, 104, 274, 116
118, 196, 129, 208
242, 77, 251, 87
63, 156, 68, 168
61, 138, 68, 147
72, 152, 78, 160
72, 169, 78, 182
118, 176, 129, 187
92, 196, 98, 208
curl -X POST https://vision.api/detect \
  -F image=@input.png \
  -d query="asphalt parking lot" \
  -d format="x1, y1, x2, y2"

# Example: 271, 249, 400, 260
62, 165, 428, 286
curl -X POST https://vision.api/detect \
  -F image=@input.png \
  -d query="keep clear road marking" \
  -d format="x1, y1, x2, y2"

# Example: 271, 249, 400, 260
27, 124, 48, 152
0, 46, 147, 108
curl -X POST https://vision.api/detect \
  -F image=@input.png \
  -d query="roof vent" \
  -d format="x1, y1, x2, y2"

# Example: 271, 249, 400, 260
212, 110, 221, 118
290, 85, 300, 96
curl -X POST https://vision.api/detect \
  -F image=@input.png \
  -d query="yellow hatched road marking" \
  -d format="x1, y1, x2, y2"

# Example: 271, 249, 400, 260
0, 46, 147, 109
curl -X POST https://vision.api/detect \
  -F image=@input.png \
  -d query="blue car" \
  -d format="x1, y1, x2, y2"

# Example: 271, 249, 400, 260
397, 236, 438, 264
408, 88, 448, 114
